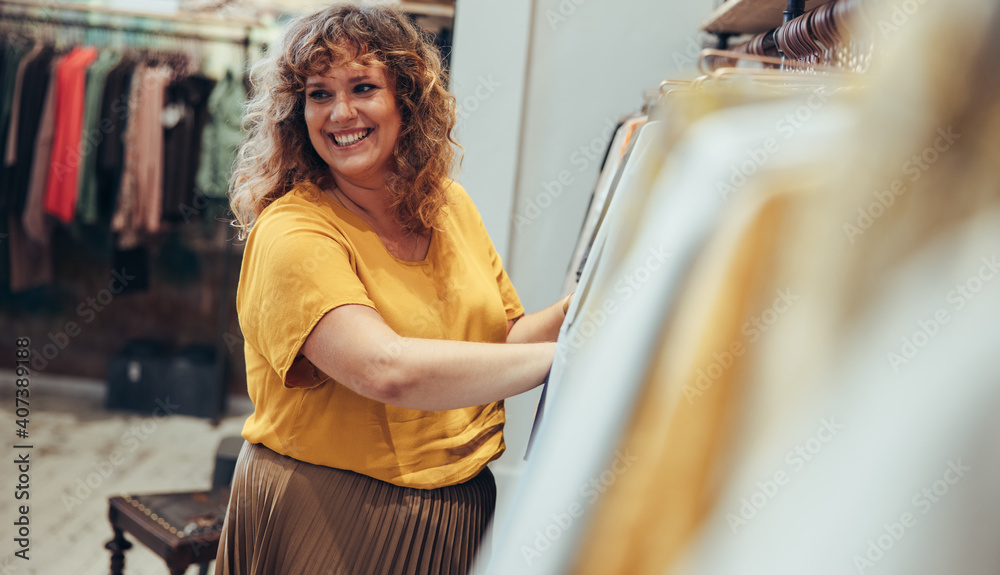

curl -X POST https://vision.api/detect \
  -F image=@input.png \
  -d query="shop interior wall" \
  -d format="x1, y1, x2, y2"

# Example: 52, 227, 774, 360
511, 0, 716, 311
449, 0, 532, 259
448, 0, 535, 536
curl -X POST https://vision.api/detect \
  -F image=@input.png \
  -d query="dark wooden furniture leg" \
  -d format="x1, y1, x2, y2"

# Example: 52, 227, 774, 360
105, 516, 132, 575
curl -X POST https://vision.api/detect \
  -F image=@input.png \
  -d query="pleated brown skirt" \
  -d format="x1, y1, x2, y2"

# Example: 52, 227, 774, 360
215, 442, 496, 575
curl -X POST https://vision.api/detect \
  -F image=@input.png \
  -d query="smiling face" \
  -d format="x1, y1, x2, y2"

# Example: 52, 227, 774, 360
304, 63, 402, 189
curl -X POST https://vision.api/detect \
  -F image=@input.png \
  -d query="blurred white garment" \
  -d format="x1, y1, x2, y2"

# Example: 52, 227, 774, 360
548, 122, 659, 400
483, 95, 848, 575
673, 207, 1000, 575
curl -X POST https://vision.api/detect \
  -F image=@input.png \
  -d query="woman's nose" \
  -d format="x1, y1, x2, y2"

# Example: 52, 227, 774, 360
330, 97, 357, 122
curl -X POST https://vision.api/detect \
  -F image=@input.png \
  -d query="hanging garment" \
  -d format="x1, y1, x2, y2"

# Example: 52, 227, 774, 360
0, 44, 6, 167
670, 1, 1000, 573
4, 41, 44, 169
161, 73, 216, 220
74, 49, 120, 225
524, 121, 660, 459
112, 61, 146, 248
112, 63, 170, 248
7, 210, 53, 293
9, 51, 59, 293
89, 56, 135, 224
674, 214, 1000, 575
22, 54, 61, 246
523, 83, 789, 456
569, 101, 854, 575
139, 64, 172, 235
0, 41, 28, 172
560, 116, 645, 296
195, 70, 246, 199
483, 96, 810, 573
528, 1, 1000, 573
562, 118, 645, 296
2, 44, 53, 218
42, 45, 98, 224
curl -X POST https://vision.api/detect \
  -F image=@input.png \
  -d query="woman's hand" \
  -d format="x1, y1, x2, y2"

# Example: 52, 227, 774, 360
505, 292, 574, 344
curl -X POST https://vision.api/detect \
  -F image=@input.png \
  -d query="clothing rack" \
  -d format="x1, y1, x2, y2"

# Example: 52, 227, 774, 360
703, 0, 836, 34
0, 0, 256, 46
1, 0, 249, 422
702, 0, 868, 72
783, 0, 806, 22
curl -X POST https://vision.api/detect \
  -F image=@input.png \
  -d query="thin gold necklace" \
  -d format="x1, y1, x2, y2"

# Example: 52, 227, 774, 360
329, 186, 424, 261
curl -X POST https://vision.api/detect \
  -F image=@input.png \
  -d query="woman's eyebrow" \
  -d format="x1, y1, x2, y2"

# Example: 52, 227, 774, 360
306, 74, 375, 86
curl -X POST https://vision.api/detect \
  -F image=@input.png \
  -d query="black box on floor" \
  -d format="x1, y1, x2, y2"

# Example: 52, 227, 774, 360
106, 341, 229, 421
165, 345, 229, 420
106, 340, 171, 414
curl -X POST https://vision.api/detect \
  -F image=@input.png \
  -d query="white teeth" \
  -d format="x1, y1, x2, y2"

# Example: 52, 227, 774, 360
333, 129, 371, 147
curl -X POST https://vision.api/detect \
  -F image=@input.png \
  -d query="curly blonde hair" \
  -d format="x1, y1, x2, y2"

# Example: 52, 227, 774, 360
229, 4, 458, 238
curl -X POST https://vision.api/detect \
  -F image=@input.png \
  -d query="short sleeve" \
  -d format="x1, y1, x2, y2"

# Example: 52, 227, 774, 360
454, 183, 524, 321
491, 241, 524, 321
237, 205, 376, 388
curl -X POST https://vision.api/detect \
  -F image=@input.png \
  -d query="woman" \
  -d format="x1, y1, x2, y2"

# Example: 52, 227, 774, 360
217, 5, 571, 574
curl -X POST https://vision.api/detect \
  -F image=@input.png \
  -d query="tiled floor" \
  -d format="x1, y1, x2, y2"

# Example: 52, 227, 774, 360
0, 371, 252, 575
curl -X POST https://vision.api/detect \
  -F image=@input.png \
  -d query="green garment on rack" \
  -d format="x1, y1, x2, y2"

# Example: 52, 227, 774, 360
196, 70, 246, 201
76, 49, 121, 225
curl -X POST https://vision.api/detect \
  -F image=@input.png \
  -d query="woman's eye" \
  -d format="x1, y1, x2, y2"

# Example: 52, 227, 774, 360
307, 90, 330, 101
354, 84, 377, 95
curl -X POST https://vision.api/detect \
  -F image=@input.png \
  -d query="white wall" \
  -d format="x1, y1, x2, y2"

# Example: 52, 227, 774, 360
448, 0, 540, 538
449, 1, 533, 259
510, 0, 717, 313
449, 0, 717, 542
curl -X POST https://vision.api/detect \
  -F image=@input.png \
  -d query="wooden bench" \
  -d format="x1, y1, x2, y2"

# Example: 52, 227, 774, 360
105, 487, 231, 575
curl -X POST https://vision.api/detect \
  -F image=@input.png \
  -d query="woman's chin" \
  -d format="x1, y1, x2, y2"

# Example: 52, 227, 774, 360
329, 158, 394, 185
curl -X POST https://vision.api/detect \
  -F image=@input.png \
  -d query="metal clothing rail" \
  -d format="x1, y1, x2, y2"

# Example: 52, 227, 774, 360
0, 0, 255, 45
0, 0, 258, 27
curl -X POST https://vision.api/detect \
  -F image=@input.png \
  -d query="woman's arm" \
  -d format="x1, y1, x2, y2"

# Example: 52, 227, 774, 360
506, 294, 573, 344
302, 304, 555, 411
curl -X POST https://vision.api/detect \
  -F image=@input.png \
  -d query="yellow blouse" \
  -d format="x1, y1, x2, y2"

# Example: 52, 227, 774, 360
236, 180, 524, 489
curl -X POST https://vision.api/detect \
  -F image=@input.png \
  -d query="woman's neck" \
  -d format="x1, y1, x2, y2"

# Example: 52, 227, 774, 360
327, 183, 431, 262
329, 179, 420, 239
331, 175, 391, 216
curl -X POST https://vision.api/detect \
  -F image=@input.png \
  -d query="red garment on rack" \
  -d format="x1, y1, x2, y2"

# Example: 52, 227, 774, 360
42, 45, 97, 224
